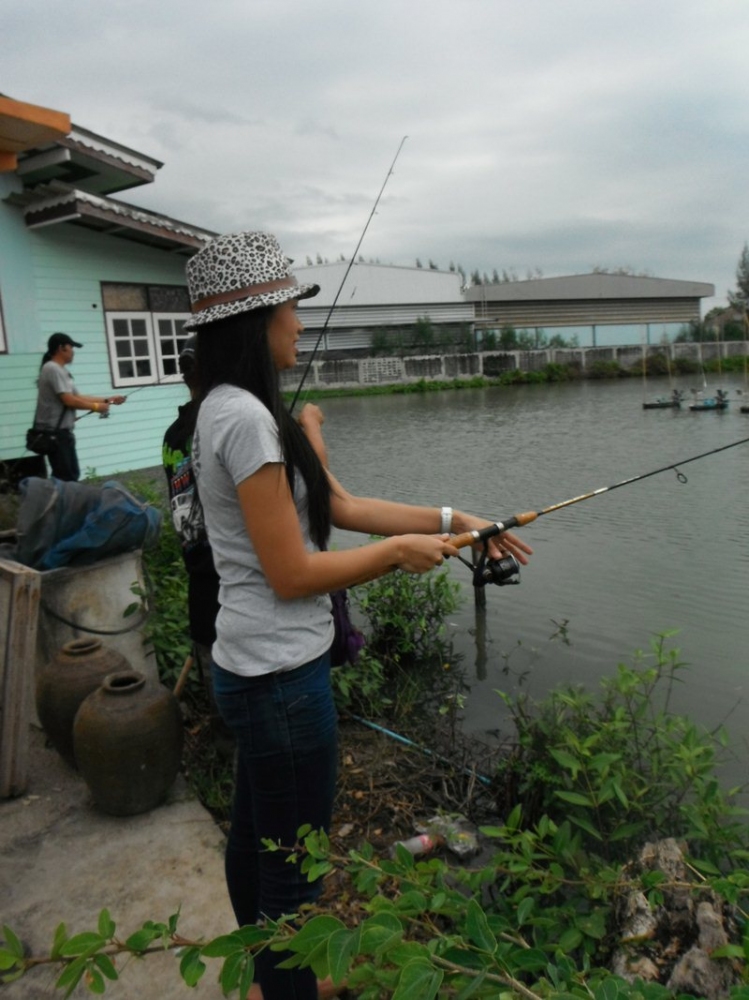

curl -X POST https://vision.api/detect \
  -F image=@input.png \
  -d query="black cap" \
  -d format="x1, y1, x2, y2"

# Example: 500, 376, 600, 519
48, 332, 83, 351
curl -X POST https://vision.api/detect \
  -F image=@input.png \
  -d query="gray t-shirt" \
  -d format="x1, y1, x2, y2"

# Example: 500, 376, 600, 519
193, 384, 333, 676
34, 361, 76, 430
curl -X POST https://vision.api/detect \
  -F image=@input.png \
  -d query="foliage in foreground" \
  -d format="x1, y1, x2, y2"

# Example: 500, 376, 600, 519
4, 804, 749, 999
6, 638, 749, 998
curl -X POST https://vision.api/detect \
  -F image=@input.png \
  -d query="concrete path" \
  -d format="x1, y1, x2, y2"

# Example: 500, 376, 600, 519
0, 723, 236, 998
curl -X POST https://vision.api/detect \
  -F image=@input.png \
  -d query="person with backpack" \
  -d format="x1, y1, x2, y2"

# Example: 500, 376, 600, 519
185, 230, 532, 1000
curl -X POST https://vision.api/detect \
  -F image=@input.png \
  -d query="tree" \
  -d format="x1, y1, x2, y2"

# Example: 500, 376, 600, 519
728, 242, 749, 319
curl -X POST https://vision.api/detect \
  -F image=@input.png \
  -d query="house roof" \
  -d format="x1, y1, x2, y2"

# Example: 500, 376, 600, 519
0, 94, 70, 170
7, 181, 216, 255
16, 124, 163, 196
2, 93, 216, 255
464, 272, 714, 302
295, 261, 466, 307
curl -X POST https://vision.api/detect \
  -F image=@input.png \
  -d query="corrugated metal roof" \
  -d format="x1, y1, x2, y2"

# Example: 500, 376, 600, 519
295, 261, 465, 307
8, 181, 216, 253
464, 272, 714, 302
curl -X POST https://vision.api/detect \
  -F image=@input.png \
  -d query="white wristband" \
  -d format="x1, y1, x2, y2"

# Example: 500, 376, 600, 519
440, 506, 453, 534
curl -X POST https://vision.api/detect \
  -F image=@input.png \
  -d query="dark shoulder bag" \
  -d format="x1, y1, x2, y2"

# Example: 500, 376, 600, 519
26, 406, 66, 456
321, 542, 365, 666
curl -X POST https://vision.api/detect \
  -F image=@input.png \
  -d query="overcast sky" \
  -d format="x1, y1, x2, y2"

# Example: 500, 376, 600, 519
5, 0, 748, 309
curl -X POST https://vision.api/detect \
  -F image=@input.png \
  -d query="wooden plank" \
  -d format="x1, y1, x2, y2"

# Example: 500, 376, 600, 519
0, 558, 41, 798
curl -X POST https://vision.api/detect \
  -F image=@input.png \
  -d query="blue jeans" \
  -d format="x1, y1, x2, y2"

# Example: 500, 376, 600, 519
48, 429, 79, 482
212, 653, 338, 1000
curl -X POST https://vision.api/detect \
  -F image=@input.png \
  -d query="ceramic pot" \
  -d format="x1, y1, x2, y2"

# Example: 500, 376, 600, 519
73, 670, 184, 816
35, 638, 130, 766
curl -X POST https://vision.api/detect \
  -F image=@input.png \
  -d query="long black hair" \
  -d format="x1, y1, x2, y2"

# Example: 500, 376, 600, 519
195, 307, 331, 549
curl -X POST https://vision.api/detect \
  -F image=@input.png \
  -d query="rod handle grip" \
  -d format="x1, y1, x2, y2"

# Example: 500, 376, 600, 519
450, 512, 537, 550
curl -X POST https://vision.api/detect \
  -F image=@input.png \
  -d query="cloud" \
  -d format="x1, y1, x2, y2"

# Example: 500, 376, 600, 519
4, 0, 748, 308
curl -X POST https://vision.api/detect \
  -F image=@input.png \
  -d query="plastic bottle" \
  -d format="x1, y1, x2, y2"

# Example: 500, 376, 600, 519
389, 832, 443, 858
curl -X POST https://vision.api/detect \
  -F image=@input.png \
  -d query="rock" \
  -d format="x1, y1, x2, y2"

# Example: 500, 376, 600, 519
610, 839, 741, 1000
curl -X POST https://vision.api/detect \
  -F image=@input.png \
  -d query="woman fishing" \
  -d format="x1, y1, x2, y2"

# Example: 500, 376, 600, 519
185, 230, 532, 1000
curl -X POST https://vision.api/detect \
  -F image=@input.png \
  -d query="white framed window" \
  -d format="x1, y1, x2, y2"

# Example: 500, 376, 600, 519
101, 283, 191, 387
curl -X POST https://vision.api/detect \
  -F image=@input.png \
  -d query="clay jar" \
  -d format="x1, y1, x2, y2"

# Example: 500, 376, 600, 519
73, 670, 184, 816
36, 638, 130, 767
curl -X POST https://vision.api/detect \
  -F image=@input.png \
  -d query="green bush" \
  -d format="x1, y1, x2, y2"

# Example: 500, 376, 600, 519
332, 561, 463, 720
495, 632, 748, 865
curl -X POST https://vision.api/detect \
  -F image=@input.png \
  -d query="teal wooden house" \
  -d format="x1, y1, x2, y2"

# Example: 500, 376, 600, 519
0, 94, 216, 483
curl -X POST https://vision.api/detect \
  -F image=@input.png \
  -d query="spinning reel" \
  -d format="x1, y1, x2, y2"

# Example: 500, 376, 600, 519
457, 545, 521, 588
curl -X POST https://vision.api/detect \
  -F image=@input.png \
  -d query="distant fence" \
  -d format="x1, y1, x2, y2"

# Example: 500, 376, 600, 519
281, 341, 749, 392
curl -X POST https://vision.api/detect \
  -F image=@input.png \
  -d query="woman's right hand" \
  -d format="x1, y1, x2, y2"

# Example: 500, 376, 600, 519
394, 534, 458, 574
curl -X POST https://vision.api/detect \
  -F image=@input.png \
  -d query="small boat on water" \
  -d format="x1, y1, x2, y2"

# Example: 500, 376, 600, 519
689, 389, 730, 412
643, 390, 682, 410
641, 341, 682, 410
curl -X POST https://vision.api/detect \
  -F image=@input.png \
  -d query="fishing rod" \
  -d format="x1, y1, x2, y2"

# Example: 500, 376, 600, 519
289, 135, 408, 414
451, 434, 749, 586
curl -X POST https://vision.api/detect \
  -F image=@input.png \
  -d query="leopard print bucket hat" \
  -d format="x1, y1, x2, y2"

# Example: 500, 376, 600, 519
184, 231, 320, 330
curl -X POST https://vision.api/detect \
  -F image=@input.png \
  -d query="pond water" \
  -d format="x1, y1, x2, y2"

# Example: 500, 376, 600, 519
316, 373, 749, 784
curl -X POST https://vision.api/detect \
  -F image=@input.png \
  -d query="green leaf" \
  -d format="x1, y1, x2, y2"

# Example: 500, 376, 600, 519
595, 976, 622, 1000
93, 953, 118, 981
359, 913, 404, 955
97, 909, 116, 939
577, 909, 607, 940
395, 890, 428, 914
201, 933, 246, 958
568, 814, 603, 840
285, 915, 346, 955
510, 947, 548, 972
558, 927, 583, 951
56, 955, 87, 997
454, 969, 488, 999
125, 926, 160, 952
59, 932, 106, 958
392, 959, 443, 1000
1, 926, 23, 959
239, 955, 255, 1000
687, 857, 721, 875
0, 950, 18, 972
305, 860, 333, 882
506, 804, 522, 830
549, 748, 581, 773
711, 944, 746, 959
51, 922, 69, 959
516, 896, 534, 927
179, 946, 206, 987
327, 927, 358, 985
219, 950, 245, 993
86, 965, 106, 994
465, 899, 497, 954
555, 790, 594, 807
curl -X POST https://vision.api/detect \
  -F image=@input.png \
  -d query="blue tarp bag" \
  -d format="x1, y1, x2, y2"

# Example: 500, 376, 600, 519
2, 477, 161, 571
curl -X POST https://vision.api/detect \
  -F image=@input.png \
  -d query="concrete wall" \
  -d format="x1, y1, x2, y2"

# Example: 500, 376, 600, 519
280, 341, 749, 391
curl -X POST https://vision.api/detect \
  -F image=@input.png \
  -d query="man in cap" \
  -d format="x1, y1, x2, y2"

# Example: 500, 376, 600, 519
32, 332, 127, 481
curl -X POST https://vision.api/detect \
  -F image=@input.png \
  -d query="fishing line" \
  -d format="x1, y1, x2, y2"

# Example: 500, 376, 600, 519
289, 135, 408, 414
450, 435, 749, 578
